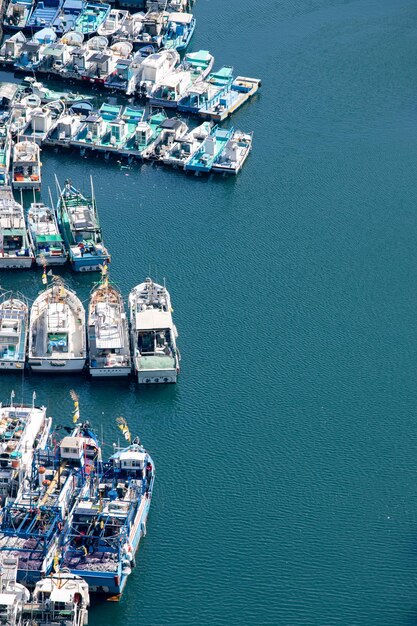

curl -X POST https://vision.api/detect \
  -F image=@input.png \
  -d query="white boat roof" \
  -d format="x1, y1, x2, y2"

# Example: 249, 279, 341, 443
135, 308, 172, 331
0, 594, 15, 606
161, 70, 190, 88
118, 450, 146, 462
168, 12, 193, 23
61, 436, 83, 449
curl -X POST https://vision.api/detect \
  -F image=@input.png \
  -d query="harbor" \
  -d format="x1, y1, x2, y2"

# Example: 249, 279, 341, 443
0, 0, 407, 626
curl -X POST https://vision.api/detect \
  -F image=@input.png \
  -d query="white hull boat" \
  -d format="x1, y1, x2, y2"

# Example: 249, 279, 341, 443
88, 273, 131, 377
0, 293, 28, 370
0, 188, 34, 269
212, 130, 253, 174
28, 278, 86, 372
12, 140, 42, 190
27, 202, 67, 266
129, 277, 180, 384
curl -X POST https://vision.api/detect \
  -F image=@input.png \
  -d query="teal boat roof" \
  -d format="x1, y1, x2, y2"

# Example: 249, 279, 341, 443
123, 107, 144, 123
36, 234, 63, 243
99, 103, 122, 120
210, 66, 234, 85
150, 112, 167, 125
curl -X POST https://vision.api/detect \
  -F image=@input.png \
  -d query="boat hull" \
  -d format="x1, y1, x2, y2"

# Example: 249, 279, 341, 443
0, 256, 33, 268
0, 359, 25, 370
135, 366, 178, 384
28, 357, 86, 372
89, 366, 131, 377
71, 256, 108, 272
35, 255, 67, 266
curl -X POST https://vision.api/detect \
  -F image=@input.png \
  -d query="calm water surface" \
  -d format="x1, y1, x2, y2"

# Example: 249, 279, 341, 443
1, 0, 417, 624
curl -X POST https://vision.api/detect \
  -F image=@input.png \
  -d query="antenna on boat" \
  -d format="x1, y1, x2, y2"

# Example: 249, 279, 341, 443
10, 390, 15, 408
19, 188, 23, 211
32, 391, 36, 408
54, 173, 62, 202
48, 186, 55, 212
90, 175, 97, 215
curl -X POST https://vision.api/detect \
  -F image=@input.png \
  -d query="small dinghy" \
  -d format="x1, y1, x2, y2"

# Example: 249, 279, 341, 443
28, 277, 86, 372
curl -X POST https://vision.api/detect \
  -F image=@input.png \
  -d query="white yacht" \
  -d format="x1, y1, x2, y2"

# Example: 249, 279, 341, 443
28, 278, 86, 372
88, 273, 131, 377
0, 398, 52, 500
0, 293, 28, 370
129, 278, 180, 384
12, 140, 42, 190
28, 572, 90, 626
0, 188, 34, 269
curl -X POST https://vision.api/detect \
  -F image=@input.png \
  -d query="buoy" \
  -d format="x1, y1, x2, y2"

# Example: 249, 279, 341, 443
38, 466, 46, 474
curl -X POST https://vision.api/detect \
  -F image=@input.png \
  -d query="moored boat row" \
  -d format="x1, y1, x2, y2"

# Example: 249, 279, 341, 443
0, 273, 180, 382
0, 182, 110, 270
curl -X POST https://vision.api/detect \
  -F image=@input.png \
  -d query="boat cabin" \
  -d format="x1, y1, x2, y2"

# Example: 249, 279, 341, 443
46, 302, 69, 355
0, 32, 26, 61
42, 42, 71, 70
78, 113, 106, 142
134, 121, 152, 148
84, 52, 112, 80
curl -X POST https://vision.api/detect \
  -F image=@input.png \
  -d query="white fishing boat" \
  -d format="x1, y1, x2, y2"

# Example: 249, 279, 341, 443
212, 130, 253, 175
162, 120, 212, 167
0, 124, 12, 186
129, 277, 180, 384
138, 48, 179, 97
0, 292, 28, 370
97, 8, 128, 36
0, 396, 52, 500
27, 201, 67, 266
0, 556, 30, 626
28, 278, 86, 372
12, 140, 42, 190
0, 188, 34, 269
88, 270, 131, 377
28, 572, 90, 626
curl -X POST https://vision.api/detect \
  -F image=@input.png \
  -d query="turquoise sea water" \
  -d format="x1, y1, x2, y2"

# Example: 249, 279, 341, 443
1, 0, 417, 624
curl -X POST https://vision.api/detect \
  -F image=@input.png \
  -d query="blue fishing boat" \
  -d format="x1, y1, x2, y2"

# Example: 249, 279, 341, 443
52, 0, 83, 34
56, 178, 110, 272
61, 422, 154, 597
74, 2, 110, 36
0, 415, 100, 586
162, 12, 195, 51
26, 0, 62, 30
184, 125, 233, 173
